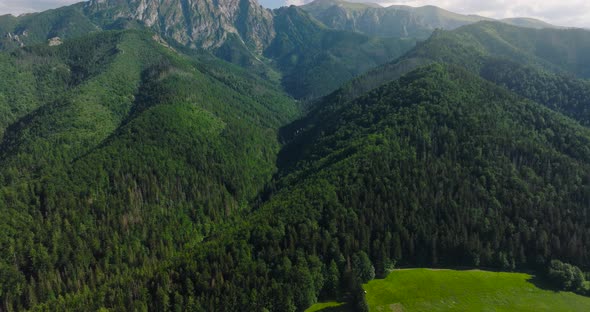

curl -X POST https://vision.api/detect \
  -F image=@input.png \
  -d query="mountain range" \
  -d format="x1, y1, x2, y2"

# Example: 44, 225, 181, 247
0, 0, 417, 99
301, 0, 564, 39
1, 0, 590, 311
0, 0, 569, 99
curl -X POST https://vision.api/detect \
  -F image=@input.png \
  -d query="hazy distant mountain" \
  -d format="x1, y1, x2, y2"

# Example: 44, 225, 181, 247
501, 17, 564, 29
406, 21, 590, 78
301, 0, 562, 38
301, 0, 489, 38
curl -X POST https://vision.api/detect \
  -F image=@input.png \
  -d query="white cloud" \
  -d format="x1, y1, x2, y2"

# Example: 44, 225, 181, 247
0, 0, 82, 16
282, 0, 590, 28
285, 0, 306, 5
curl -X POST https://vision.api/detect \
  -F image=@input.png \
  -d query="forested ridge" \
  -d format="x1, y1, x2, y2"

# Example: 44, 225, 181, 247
0, 29, 300, 311
332, 21, 590, 127
1, 1, 590, 311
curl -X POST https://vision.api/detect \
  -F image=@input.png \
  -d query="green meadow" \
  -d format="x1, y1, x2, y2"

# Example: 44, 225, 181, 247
305, 301, 346, 312
363, 268, 590, 311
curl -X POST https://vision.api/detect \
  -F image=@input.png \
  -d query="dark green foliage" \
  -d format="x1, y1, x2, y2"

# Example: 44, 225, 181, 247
352, 252, 375, 283
548, 260, 585, 291
8, 59, 590, 311
352, 284, 369, 312
480, 60, 590, 126
324, 260, 341, 298
273, 64, 590, 280
340, 273, 369, 312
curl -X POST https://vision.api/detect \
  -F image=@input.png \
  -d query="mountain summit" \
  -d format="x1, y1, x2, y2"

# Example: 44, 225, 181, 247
85, 0, 275, 52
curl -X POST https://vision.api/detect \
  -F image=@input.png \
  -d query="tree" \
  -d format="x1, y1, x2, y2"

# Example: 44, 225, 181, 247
291, 265, 317, 310
324, 260, 340, 298
352, 252, 375, 283
547, 260, 585, 291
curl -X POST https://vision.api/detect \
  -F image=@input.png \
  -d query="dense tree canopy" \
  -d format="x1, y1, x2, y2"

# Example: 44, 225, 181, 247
548, 260, 586, 292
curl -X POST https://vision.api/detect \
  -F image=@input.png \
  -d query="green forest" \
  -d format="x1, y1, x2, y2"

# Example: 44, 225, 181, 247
0, 0, 590, 311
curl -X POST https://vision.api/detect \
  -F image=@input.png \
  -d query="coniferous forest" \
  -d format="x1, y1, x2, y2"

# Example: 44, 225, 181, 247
1, 0, 590, 311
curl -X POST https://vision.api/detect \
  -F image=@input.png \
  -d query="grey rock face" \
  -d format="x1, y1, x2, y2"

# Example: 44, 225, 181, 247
86, 0, 275, 52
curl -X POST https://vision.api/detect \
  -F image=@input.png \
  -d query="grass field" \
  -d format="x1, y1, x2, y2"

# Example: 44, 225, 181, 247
364, 268, 590, 311
305, 301, 346, 312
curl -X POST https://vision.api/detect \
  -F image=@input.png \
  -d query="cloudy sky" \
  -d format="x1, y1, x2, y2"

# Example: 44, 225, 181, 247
0, 0, 80, 15
1, 0, 589, 28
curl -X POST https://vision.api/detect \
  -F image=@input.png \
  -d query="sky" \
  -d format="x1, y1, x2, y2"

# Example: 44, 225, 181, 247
0, 0, 80, 15
1, 0, 589, 28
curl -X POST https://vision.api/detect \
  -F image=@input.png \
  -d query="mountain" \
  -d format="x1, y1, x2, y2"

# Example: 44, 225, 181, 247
276, 62, 590, 270
317, 21, 590, 125
9, 59, 590, 310
501, 17, 564, 29
0, 0, 416, 99
84, 0, 276, 53
0, 28, 300, 311
404, 21, 590, 77
43, 63, 590, 311
300, 0, 562, 39
301, 0, 491, 38
0, 0, 276, 61
343, 21, 590, 126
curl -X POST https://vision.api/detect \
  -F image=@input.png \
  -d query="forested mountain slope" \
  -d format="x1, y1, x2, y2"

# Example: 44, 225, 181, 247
29, 64, 590, 311
0, 29, 299, 311
406, 22, 590, 78
316, 22, 590, 127
265, 63, 590, 306
403, 23, 590, 125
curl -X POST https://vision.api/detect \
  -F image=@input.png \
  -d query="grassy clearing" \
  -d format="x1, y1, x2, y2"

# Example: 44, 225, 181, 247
364, 268, 590, 311
305, 301, 346, 312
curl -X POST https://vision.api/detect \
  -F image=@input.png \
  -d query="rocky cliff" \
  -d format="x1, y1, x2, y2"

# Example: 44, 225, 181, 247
86, 0, 275, 52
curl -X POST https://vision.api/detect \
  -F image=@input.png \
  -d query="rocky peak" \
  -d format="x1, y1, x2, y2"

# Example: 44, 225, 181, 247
86, 0, 275, 52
